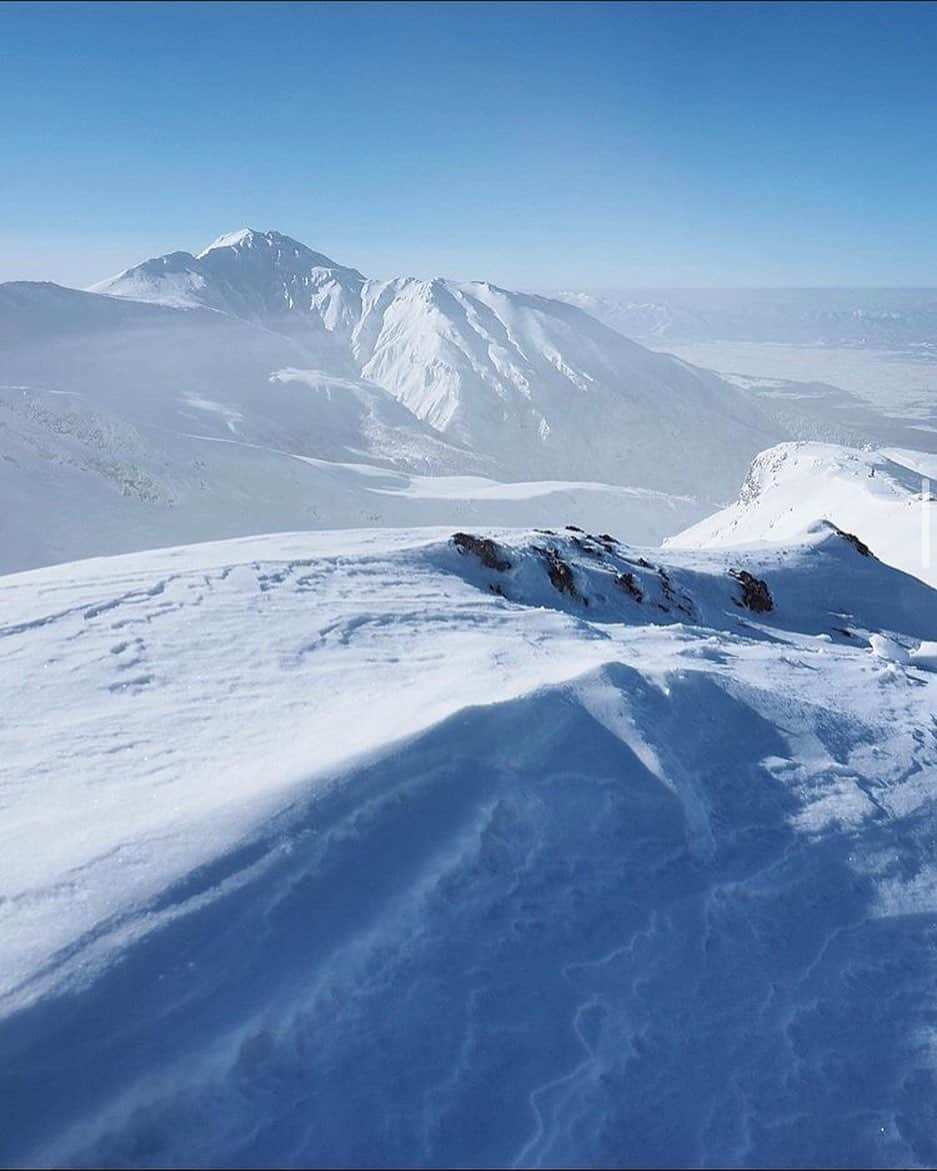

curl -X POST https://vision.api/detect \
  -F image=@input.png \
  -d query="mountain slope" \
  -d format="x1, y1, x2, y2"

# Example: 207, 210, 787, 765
350, 276, 780, 492
2, 279, 712, 572
2, 525, 937, 1166
669, 441, 937, 587
0, 231, 795, 572
91, 228, 783, 496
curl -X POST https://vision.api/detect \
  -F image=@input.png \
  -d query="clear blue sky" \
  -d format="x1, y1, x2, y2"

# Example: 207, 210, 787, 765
2, 0, 936, 288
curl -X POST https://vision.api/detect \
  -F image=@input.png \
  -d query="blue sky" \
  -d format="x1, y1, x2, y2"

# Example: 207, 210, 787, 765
2, 0, 935, 288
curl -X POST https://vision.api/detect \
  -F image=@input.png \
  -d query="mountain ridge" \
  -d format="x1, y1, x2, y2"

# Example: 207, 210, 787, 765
88, 229, 783, 495
668, 440, 937, 587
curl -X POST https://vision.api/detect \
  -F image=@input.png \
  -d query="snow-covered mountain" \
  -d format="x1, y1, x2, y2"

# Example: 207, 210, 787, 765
92, 229, 366, 367
3, 522, 937, 1166
669, 441, 937, 587
7, 238, 937, 1168
0, 230, 795, 573
92, 228, 362, 315
91, 228, 782, 495
0, 276, 710, 573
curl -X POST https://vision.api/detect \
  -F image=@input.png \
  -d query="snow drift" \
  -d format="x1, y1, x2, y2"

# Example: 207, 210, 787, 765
3, 524, 937, 1166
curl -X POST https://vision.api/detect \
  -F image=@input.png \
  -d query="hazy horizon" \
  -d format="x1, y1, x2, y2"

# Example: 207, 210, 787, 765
5, 222, 937, 294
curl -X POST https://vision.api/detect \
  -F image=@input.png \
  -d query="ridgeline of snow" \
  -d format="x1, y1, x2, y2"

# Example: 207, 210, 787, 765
669, 442, 937, 588
2, 524, 937, 1166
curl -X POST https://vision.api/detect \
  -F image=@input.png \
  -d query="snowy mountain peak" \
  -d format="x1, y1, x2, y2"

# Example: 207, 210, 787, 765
197, 227, 260, 254
90, 228, 365, 322
195, 226, 347, 273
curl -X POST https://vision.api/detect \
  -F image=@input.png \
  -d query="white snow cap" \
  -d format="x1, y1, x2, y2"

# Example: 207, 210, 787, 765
197, 227, 299, 257
198, 227, 257, 254
194, 227, 345, 272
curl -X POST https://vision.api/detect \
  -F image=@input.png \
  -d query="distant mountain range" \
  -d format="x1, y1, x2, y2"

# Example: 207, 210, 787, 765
553, 287, 937, 348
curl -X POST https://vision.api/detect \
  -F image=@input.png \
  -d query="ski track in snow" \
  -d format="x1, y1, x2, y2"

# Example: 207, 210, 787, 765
2, 527, 937, 1167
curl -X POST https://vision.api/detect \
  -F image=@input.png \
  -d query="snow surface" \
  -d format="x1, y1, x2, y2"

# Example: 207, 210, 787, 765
3, 524, 937, 1166
670, 441, 937, 588
641, 340, 937, 453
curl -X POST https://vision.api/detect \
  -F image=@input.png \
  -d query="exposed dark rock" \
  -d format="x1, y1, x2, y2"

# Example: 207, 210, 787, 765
656, 566, 677, 612
597, 533, 617, 544
452, 532, 511, 572
729, 569, 774, 613
616, 572, 643, 602
564, 524, 584, 533
538, 547, 578, 597
571, 535, 604, 558
829, 523, 874, 558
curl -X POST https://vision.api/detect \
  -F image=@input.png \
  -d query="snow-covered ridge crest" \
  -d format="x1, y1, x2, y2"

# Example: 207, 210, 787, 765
198, 227, 256, 252
669, 440, 937, 587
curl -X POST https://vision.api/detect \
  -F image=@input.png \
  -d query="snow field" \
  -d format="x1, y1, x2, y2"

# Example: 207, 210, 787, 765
2, 525, 937, 1165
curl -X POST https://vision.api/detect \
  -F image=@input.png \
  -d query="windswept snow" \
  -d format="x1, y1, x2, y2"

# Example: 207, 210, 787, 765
2, 525, 937, 1166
